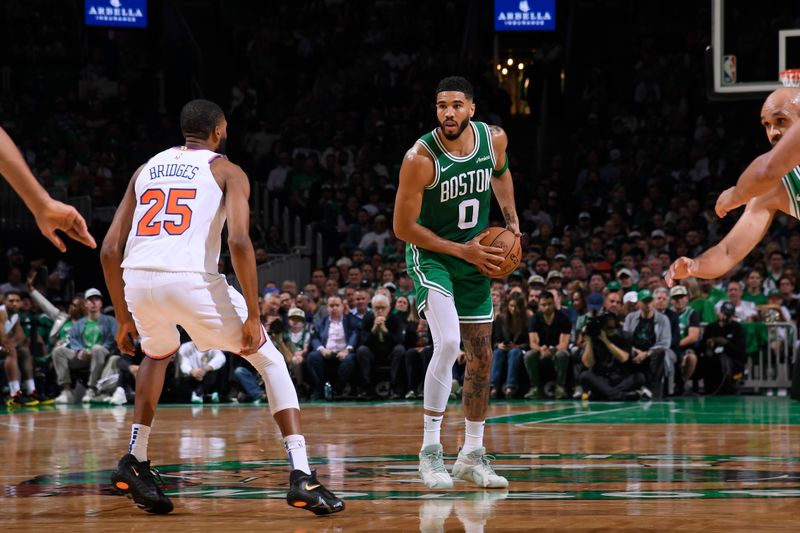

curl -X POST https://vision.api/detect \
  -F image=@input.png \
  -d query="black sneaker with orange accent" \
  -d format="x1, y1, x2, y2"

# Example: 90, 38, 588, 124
286, 469, 344, 515
111, 454, 173, 514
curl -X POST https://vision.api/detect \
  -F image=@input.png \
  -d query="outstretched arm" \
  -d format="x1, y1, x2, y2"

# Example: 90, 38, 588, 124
100, 166, 142, 354
666, 195, 774, 286
716, 121, 800, 217
0, 127, 96, 251
488, 125, 520, 236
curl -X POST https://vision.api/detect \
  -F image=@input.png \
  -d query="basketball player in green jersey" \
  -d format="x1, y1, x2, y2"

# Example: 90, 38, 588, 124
393, 76, 520, 489
667, 87, 800, 286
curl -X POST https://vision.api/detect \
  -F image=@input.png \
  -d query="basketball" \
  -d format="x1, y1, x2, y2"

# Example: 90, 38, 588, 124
479, 227, 521, 278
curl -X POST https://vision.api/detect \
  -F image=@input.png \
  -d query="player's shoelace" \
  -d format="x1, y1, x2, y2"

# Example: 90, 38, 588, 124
423, 447, 448, 474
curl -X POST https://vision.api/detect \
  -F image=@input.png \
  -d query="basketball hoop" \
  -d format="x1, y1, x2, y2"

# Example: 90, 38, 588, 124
780, 69, 800, 87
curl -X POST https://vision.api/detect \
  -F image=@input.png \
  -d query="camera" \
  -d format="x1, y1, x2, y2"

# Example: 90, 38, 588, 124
584, 311, 616, 338
583, 310, 605, 338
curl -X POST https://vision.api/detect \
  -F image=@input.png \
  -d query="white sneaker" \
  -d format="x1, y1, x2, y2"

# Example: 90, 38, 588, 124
191, 391, 203, 404
572, 386, 584, 399
419, 443, 453, 489
452, 447, 508, 488
210, 392, 220, 403
54, 390, 74, 404
639, 386, 653, 401
109, 387, 127, 406
81, 389, 97, 404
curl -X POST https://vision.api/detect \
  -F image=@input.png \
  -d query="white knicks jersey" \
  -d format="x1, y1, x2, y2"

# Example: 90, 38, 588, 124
121, 146, 227, 273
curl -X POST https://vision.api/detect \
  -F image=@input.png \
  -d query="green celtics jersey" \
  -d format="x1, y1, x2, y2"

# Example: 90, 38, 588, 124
416, 121, 497, 243
782, 166, 800, 219
678, 307, 698, 339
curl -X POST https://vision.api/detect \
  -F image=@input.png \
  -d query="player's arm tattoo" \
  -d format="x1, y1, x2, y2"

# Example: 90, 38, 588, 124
502, 206, 518, 228
489, 125, 504, 136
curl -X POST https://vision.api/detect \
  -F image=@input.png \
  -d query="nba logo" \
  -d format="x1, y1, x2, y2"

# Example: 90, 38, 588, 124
722, 55, 737, 85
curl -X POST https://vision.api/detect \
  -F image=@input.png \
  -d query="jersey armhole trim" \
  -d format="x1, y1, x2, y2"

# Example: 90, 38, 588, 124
208, 154, 228, 164
483, 122, 497, 169
781, 174, 799, 220
417, 139, 441, 190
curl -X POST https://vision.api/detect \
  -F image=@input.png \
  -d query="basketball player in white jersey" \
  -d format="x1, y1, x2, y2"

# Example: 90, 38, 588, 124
100, 100, 343, 515
666, 88, 800, 285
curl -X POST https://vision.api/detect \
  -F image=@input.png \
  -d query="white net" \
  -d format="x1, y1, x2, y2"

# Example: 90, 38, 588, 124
780, 69, 800, 87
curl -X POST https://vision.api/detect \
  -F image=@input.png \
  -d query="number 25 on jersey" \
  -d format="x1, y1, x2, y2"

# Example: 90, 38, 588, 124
136, 188, 196, 236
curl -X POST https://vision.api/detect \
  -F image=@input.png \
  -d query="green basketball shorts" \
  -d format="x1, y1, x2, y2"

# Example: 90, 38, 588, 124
405, 243, 493, 323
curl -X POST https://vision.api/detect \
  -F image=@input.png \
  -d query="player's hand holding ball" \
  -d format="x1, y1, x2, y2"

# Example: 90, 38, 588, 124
467, 227, 521, 278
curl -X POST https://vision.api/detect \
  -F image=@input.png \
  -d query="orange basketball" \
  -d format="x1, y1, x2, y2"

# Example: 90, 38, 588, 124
479, 227, 521, 278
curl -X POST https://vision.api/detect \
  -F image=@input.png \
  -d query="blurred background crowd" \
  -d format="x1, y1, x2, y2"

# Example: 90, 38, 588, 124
1, 1, 797, 406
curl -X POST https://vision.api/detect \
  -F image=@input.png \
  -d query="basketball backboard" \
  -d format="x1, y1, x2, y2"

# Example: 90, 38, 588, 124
708, 0, 800, 99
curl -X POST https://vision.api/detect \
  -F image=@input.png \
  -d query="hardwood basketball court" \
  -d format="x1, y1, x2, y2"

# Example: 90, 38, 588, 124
2, 397, 800, 531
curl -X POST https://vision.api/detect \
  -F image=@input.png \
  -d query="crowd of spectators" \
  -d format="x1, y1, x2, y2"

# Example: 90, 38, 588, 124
1, 2, 799, 406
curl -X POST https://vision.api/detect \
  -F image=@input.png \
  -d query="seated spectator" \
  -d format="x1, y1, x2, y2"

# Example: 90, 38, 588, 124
579, 312, 643, 400
524, 292, 571, 399
358, 214, 390, 256
306, 295, 358, 400
698, 301, 747, 394
109, 348, 143, 406
233, 362, 266, 404
403, 319, 433, 398
178, 341, 226, 403
669, 285, 700, 393
286, 307, 312, 396
653, 287, 681, 394
2, 290, 41, 405
742, 270, 767, 305
717, 280, 758, 322
623, 289, 671, 400
490, 292, 528, 399
355, 294, 404, 399
53, 288, 117, 404
350, 289, 370, 325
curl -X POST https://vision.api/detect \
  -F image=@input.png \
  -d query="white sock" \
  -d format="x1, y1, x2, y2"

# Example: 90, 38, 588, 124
422, 414, 443, 448
284, 434, 311, 475
24, 379, 35, 394
128, 424, 151, 462
462, 419, 485, 454
8, 380, 20, 396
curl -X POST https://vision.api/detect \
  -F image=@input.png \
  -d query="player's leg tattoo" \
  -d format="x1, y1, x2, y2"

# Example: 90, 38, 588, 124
460, 322, 493, 421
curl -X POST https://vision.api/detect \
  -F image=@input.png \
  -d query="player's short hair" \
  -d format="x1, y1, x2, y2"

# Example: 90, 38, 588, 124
436, 76, 474, 100
179, 99, 225, 139
538, 291, 554, 302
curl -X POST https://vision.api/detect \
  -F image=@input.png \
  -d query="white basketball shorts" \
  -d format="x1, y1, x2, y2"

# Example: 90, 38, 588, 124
122, 269, 266, 359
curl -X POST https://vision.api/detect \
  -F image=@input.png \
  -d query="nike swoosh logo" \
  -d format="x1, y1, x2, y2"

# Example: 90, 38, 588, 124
131, 467, 139, 477
441, 163, 454, 172
304, 482, 320, 491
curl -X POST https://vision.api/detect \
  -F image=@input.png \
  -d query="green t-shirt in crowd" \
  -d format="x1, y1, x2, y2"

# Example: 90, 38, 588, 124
742, 291, 767, 305
706, 287, 727, 307
82, 319, 101, 347
688, 297, 718, 324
